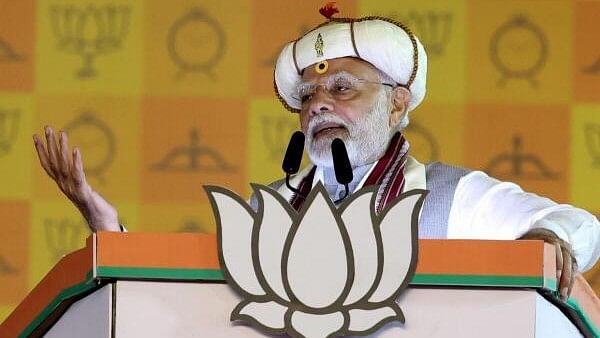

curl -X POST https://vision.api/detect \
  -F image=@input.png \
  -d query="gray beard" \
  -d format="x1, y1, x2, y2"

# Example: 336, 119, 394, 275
306, 89, 394, 168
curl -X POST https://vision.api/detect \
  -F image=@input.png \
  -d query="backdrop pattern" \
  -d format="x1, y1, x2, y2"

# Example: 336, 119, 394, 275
1, 0, 599, 321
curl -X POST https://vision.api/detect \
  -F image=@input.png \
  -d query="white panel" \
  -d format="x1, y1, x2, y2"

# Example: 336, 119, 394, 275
535, 294, 583, 338
114, 280, 259, 337
44, 284, 112, 338
113, 280, 584, 338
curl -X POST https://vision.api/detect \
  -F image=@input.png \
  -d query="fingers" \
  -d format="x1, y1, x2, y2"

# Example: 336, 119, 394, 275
35, 126, 83, 192
72, 147, 88, 190
555, 242, 563, 285
519, 229, 577, 302
44, 126, 61, 177
33, 134, 56, 180
57, 131, 71, 178
567, 260, 577, 300
34, 127, 113, 232
559, 245, 572, 300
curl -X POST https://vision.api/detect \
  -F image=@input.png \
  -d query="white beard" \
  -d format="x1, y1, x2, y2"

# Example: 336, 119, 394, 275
306, 89, 394, 168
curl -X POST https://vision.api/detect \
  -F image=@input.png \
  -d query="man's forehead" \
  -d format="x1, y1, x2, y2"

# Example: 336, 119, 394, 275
301, 57, 380, 82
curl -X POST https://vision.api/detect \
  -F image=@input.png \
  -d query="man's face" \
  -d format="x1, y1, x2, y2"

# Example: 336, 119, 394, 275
298, 57, 393, 167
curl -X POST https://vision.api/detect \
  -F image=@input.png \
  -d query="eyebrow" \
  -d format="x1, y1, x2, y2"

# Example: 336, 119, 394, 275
297, 71, 361, 88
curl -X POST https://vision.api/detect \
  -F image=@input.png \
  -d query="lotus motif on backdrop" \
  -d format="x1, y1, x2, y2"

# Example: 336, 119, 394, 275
206, 183, 426, 338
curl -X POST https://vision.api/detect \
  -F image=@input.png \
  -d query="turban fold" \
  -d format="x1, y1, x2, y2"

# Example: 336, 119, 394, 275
274, 17, 428, 113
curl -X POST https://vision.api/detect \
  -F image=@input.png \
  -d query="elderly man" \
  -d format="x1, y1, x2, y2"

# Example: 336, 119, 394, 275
33, 12, 599, 305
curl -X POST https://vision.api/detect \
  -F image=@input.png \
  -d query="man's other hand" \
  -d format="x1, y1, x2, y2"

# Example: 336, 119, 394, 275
520, 228, 577, 301
33, 126, 121, 232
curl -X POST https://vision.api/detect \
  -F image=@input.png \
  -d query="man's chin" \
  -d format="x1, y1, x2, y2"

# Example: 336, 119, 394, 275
309, 136, 339, 156
307, 151, 335, 168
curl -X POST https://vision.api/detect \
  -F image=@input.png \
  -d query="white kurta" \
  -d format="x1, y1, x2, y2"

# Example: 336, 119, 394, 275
277, 158, 600, 272
447, 171, 600, 272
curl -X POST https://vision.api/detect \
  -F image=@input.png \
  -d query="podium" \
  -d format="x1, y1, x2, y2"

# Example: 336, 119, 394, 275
1, 232, 599, 337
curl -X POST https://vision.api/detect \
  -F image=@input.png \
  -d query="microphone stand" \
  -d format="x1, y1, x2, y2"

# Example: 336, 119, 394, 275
285, 174, 304, 196
333, 183, 350, 204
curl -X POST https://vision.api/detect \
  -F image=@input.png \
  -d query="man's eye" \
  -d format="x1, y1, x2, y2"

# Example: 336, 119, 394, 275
333, 81, 353, 93
300, 94, 312, 103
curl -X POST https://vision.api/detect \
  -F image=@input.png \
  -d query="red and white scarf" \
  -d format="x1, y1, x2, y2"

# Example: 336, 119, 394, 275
289, 133, 409, 213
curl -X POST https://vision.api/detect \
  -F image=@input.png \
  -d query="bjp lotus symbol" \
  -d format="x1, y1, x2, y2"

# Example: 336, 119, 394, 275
206, 183, 426, 338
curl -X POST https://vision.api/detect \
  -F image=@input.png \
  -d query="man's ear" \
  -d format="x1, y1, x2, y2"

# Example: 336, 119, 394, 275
389, 87, 411, 129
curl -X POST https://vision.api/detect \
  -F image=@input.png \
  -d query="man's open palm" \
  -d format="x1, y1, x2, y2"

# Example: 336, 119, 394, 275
33, 126, 120, 232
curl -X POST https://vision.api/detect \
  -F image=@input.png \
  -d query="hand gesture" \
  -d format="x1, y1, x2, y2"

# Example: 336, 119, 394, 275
33, 126, 121, 232
520, 228, 577, 301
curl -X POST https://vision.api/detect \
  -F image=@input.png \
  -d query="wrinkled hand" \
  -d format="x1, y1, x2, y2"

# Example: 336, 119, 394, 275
33, 126, 120, 232
520, 228, 577, 301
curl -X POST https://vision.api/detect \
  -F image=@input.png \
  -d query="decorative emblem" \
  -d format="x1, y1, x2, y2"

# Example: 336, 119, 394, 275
485, 135, 558, 180
261, 116, 298, 161
315, 33, 324, 58
63, 112, 116, 185
0, 108, 20, 156
167, 7, 226, 80
152, 128, 234, 172
0, 38, 25, 63
206, 184, 426, 338
44, 218, 86, 261
319, 2, 339, 20
490, 15, 548, 87
392, 10, 453, 58
49, 5, 131, 78
585, 123, 600, 167
315, 60, 329, 74
582, 57, 600, 75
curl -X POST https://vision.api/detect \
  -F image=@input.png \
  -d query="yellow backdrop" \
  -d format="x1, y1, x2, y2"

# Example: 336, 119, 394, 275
1, 0, 599, 321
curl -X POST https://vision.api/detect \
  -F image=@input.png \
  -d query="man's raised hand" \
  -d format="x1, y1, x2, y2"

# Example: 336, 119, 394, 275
33, 126, 121, 232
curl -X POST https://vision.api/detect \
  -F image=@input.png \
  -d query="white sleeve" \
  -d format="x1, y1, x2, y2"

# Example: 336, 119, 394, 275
447, 171, 600, 272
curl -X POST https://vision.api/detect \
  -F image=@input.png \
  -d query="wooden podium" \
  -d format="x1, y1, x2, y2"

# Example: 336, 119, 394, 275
1, 232, 599, 337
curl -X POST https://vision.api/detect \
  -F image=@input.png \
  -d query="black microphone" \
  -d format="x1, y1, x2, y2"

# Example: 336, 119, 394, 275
282, 131, 305, 196
331, 138, 353, 203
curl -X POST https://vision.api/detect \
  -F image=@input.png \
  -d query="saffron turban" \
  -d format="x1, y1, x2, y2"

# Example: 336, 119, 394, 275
274, 17, 428, 113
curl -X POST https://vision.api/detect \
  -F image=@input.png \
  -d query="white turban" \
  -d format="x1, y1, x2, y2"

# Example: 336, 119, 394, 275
274, 17, 428, 113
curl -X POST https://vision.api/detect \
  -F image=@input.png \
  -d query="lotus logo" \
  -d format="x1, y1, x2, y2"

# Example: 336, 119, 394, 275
206, 184, 426, 337
50, 4, 131, 78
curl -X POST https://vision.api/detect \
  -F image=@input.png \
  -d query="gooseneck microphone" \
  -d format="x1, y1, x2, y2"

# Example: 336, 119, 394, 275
331, 138, 353, 203
282, 131, 305, 196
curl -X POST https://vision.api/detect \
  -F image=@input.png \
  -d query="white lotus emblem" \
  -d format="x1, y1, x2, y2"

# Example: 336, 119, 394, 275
205, 183, 426, 338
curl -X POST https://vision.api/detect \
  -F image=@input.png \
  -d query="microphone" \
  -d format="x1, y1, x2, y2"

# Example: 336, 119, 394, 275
331, 138, 353, 203
282, 131, 305, 196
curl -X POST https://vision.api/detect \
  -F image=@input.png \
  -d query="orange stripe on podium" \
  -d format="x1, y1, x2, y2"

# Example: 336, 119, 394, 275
96, 232, 220, 269
416, 239, 548, 276
96, 233, 550, 278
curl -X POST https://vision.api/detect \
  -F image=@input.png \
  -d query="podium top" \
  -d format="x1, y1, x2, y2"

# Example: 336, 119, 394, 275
93, 232, 557, 287
1, 232, 598, 338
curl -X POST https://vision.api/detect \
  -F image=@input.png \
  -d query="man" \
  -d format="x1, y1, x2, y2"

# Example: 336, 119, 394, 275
33, 13, 599, 304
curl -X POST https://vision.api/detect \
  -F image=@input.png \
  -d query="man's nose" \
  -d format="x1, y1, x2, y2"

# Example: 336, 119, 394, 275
308, 87, 334, 116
